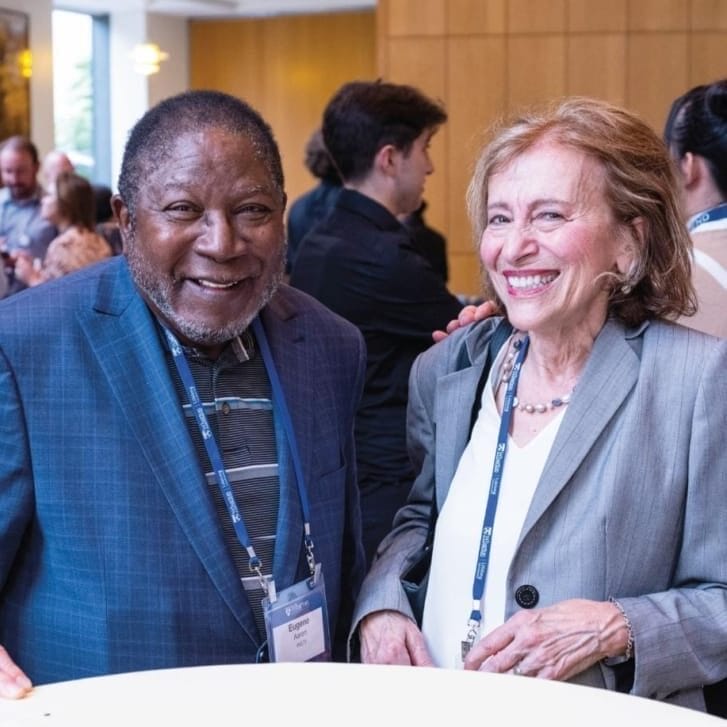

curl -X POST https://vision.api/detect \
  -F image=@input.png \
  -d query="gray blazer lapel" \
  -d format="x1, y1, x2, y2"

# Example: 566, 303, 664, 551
77, 260, 260, 644
520, 319, 642, 539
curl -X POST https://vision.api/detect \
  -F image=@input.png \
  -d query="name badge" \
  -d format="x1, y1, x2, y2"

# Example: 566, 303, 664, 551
262, 563, 330, 662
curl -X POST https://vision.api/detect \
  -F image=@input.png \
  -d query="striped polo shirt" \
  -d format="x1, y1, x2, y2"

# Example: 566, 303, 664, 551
164, 329, 279, 643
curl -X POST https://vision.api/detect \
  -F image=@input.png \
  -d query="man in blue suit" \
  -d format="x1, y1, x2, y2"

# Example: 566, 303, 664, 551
0, 90, 366, 697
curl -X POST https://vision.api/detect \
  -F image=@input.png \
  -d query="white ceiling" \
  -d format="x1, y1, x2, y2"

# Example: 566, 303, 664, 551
56, 0, 375, 19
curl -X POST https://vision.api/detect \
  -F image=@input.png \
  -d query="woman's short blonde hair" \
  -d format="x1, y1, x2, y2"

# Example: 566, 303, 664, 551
467, 97, 696, 326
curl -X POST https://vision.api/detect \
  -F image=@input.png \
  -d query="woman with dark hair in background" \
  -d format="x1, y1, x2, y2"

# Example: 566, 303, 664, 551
285, 128, 342, 273
664, 78, 727, 337
14, 171, 112, 287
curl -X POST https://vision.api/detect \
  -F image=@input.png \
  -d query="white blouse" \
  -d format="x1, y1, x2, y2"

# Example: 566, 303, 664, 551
421, 347, 564, 668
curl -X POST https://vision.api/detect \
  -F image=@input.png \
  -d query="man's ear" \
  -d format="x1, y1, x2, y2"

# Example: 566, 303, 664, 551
111, 195, 130, 234
373, 144, 398, 177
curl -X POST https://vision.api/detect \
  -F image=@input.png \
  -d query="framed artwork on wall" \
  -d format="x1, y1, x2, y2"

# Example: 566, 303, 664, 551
0, 8, 30, 140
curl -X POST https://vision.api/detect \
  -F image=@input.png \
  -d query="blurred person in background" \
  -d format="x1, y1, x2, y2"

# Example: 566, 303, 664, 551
14, 171, 112, 287
41, 149, 122, 255
285, 128, 342, 273
400, 200, 449, 284
39, 149, 74, 189
0, 137, 57, 295
291, 80, 462, 567
664, 78, 727, 338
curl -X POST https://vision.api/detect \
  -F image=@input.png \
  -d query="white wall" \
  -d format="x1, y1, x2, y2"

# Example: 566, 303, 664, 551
108, 9, 151, 189
147, 14, 189, 108
4, 0, 55, 155
108, 10, 189, 188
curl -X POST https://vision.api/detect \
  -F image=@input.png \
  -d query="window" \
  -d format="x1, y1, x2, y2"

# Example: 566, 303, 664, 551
52, 9, 110, 185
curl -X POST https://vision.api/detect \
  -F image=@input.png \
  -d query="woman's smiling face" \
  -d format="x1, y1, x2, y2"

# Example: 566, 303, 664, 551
480, 140, 634, 340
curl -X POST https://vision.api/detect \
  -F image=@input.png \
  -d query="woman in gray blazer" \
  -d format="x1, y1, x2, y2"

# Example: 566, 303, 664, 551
352, 97, 727, 712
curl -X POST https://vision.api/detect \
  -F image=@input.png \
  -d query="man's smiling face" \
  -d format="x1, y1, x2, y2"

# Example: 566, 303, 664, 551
117, 126, 286, 357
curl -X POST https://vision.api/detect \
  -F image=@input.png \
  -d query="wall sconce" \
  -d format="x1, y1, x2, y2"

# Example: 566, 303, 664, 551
131, 43, 169, 76
17, 49, 33, 79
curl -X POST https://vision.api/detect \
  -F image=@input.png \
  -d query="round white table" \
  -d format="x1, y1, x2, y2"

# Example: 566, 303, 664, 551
0, 662, 721, 726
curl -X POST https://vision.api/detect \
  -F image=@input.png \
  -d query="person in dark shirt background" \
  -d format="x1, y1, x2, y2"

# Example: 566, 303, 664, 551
290, 80, 462, 566
400, 200, 448, 283
285, 128, 342, 274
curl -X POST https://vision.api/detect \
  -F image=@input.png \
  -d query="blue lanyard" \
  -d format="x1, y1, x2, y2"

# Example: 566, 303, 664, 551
163, 318, 317, 599
461, 334, 529, 658
688, 203, 727, 232
250, 317, 316, 575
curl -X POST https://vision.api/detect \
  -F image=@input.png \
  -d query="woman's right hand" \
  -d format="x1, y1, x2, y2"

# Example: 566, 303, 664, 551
359, 610, 433, 666
0, 645, 32, 699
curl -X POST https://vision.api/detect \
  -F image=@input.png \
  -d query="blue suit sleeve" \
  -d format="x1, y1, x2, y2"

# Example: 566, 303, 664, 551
0, 347, 34, 589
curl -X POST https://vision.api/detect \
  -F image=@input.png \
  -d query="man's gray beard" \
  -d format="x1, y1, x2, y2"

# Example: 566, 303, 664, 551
125, 232, 285, 347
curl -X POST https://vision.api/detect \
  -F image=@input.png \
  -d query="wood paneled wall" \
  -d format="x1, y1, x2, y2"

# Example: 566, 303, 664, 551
377, 0, 727, 296
189, 4, 725, 296
189, 12, 376, 212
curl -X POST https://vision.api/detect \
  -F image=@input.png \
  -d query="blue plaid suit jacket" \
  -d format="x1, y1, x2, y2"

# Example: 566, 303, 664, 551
0, 256, 365, 684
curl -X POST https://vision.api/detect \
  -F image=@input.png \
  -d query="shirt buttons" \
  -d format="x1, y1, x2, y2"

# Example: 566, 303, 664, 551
221, 402, 231, 415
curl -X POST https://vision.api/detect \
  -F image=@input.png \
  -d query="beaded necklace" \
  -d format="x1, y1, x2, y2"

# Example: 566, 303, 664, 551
499, 333, 574, 415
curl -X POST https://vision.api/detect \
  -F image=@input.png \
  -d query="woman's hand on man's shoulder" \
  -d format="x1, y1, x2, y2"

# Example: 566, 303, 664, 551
433, 300, 499, 343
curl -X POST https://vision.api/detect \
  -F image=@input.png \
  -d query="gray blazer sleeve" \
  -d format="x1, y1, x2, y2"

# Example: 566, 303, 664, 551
350, 316, 727, 710
616, 333, 727, 699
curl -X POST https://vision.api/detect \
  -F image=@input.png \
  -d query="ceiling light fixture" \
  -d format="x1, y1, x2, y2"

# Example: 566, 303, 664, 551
131, 42, 170, 76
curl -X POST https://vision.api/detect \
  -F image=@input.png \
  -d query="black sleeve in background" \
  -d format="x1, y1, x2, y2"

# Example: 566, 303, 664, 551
407, 220, 449, 284
355, 243, 462, 340
704, 679, 727, 717
290, 193, 464, 341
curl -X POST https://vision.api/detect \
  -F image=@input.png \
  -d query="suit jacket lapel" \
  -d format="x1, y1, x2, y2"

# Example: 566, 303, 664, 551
259, 294, 308, 588
77, 260, 260, 644
520, 319, 642, 540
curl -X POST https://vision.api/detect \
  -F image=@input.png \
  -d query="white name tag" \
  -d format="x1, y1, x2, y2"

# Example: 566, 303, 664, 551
263, 563, 331, 662
271, 602, 325, 661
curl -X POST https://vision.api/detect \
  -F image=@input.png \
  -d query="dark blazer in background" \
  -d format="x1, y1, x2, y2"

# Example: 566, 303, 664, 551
290, 188, 462, 565
285, 179, 342, 273
402, 201, 449, 284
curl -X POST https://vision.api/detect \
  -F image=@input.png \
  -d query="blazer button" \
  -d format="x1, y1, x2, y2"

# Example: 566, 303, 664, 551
515, 584, 539, 609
